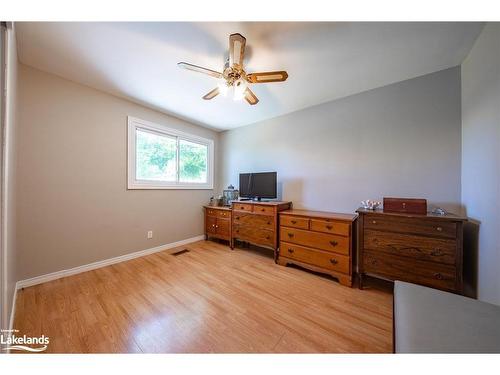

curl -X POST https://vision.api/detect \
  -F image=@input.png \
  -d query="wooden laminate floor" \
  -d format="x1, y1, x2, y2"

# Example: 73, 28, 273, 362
13, 240, 393, 353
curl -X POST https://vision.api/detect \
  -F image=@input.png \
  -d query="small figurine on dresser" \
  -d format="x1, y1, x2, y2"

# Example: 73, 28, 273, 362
209, 195, 223, 206
361, 200, 381, 210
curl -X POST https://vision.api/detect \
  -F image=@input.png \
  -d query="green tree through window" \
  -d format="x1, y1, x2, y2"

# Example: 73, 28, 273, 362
179, 139, 208, 183
136, 129, 176, 181
135, 128, 208, 184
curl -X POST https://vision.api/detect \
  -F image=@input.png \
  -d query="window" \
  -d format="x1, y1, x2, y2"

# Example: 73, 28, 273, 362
128, 117, 214, 189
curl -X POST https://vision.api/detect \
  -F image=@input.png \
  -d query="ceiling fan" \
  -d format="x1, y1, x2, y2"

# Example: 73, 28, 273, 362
178, 33, 288, 105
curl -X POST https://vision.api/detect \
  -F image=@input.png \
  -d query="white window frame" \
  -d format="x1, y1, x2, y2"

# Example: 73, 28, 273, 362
127, 116, 214, 190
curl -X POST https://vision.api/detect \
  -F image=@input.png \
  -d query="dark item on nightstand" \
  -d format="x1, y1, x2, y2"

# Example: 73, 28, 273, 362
356, 208, 467, 294
209, 196, 223, 207
383, 197, 427, 215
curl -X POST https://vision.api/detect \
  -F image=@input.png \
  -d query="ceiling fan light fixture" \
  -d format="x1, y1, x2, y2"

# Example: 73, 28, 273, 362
217, 80, 229, 97
233, 78, 247, 101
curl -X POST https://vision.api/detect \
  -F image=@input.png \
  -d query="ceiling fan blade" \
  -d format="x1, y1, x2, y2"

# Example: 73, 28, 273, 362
229, 33, 246, 68
244, 88, 259, 105
247, 71, 288, 83
178, 62, 222, 79
203, 87, 220, 100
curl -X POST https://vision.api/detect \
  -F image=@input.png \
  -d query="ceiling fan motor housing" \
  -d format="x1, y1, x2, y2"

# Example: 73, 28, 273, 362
223, 64, 247, 85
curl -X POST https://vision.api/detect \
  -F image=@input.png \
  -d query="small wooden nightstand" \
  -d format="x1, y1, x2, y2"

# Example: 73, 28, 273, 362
204, 206, 232, 244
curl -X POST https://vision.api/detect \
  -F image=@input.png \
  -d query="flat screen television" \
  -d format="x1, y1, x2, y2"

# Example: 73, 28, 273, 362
239, 172, 277, 201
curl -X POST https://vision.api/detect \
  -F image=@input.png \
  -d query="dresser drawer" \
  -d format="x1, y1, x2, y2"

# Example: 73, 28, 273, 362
280, 215, 310, 229
206, 208, 219, 217
280, 241, 350, 274
364, 215, 457, 239
253, 205, 275, 215
310, 219, 350, 236
233, 212, 274, 230
279, 227, 349, 255
364, 229, 457, 265
234, 224, 274, 248
363, 250, 457, 291
233, 203, 253, 212
216, 210, 231, 220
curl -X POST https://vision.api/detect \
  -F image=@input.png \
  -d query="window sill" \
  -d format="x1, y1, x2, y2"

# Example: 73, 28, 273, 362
128, 182, 214, 190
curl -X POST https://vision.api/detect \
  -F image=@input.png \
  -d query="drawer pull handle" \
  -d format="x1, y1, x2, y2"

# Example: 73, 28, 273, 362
240, 206, 245, 209
261, 208, 265, 212
436, 226, 443, 232
330, 240, 338, 247
235, 216, 240, 220
434, 272, 443, 280
288, 248, 294, 254
267, 221, 271, 225
431, 248, 442, 256
215, 225, 218, 228
212, 224, 215, 227
330, 258, 338, 265
326, 225, 333, 230
236, 229, 239, 233
291, 220, 297, 224
372, 220, 377, 224
265, 235, 270, 240
287, 233, 294, 238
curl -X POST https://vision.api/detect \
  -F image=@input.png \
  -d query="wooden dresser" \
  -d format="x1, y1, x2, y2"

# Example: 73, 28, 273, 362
278, 210, 357, 286
357, 208, 467, 293
204, 206, 232, 243
231, 201, 292, 261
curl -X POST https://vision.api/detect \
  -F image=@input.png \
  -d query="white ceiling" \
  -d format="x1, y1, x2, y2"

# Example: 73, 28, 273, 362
16, 22, 484, 131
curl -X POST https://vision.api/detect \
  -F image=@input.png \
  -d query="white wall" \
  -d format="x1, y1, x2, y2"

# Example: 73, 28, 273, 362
218, 67, 462, 214
1, 23, 19, 332
461, 23, 500, 305
15, 65, 219, 281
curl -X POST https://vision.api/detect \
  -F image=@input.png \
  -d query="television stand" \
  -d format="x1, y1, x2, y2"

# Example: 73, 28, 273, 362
231, 200, 292, 262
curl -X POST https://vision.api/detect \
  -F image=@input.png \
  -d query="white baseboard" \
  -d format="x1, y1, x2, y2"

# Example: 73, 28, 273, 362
16, 235, 205, 290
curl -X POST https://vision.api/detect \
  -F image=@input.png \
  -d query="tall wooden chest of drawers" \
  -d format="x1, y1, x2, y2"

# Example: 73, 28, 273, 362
278, 210, 357, 286
204, 206, 232, 242
231, 201, 292, 261
357, 208, 467, 293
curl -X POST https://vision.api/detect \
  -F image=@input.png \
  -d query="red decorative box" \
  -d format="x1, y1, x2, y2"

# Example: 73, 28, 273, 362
383, 197, 427, 215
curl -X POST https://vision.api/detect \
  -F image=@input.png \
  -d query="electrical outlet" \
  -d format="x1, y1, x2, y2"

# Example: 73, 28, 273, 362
147, 230, 153, 239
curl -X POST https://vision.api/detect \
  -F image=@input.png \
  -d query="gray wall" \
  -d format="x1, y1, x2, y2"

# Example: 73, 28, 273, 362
16, 65, 218, 280
461, 23, 500, 305
218, 67, 462, 214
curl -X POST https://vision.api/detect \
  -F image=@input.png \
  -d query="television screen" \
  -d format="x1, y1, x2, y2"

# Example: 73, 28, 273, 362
239, 172, 277, 199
